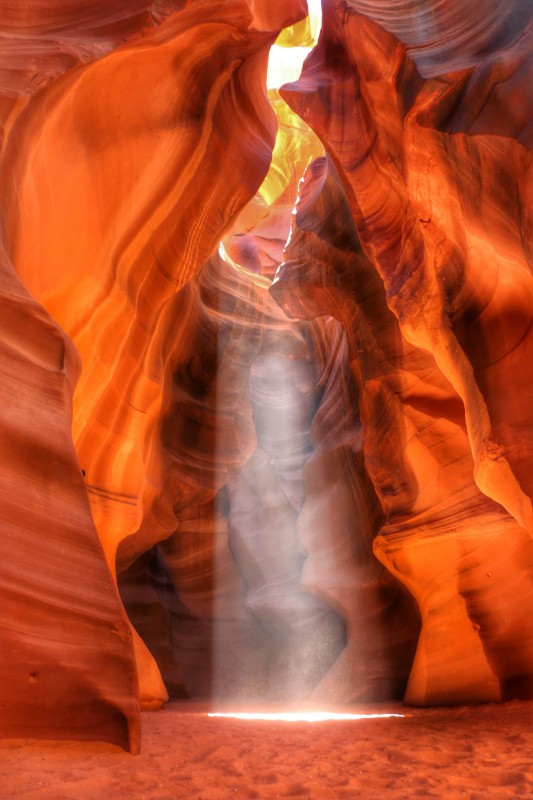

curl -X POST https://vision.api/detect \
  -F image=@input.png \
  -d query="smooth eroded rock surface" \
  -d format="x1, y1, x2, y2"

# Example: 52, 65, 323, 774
277, 2, 533, 704
1, 0, 533, 747
0, 246, 139, 751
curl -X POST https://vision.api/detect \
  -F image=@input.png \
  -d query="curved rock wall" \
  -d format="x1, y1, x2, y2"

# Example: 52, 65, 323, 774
343, 0, 533, 77
0, 0, 311, 745
1, 0, 533, 748
277, 2, 533, 704
0, 243, 140, 751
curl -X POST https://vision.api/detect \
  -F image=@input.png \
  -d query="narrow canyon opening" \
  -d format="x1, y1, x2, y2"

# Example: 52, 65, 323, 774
114, 2, 421, 711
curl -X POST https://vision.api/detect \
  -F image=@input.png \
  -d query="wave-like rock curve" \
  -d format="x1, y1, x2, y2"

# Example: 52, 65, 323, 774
277, 2, 533, 704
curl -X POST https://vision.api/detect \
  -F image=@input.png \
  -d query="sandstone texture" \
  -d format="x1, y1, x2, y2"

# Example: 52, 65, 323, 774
1, 0, 532, 750
277, 1, 533, 704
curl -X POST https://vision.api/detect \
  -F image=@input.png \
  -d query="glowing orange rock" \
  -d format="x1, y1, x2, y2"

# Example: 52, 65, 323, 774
2, 0, 533, 730
277, 3, 533, 704
0, 0, 308, 730
1, 0, 305, 570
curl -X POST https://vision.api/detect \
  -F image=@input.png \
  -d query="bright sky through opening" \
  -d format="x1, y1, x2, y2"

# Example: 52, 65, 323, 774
266, 0, 323, 89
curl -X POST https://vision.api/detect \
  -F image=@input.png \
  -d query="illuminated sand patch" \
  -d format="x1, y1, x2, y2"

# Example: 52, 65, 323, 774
208, 711, 405, 722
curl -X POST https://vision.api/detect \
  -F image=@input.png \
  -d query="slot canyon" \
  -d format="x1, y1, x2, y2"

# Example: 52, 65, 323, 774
1, 0, 533, 797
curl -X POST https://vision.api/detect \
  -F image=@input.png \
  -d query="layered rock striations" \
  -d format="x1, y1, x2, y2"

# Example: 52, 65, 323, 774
0, 0, 320, 746
0, 244, 140, 751
344, 0, 533, 78
2, 0, 303, 579
277, 2, 533, 704
1, 0, 533, 748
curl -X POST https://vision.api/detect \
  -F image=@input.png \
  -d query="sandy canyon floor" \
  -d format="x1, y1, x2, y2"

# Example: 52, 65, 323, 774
1, 700, 532, 799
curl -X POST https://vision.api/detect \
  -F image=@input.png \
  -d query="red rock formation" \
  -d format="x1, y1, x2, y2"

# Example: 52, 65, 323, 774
2, 0, 533, 748
277, 2, 533, 704
0, 0, 190, 750
343, 0, 533, 78
2, 0, 306, 566
0, 0, 311, 744
0, 245, 139, 751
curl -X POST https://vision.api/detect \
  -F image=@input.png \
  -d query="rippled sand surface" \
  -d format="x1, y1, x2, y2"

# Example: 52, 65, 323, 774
1, 700, 532, 799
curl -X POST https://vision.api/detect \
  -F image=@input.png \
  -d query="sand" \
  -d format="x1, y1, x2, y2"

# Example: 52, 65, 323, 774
1, 700, 532, 799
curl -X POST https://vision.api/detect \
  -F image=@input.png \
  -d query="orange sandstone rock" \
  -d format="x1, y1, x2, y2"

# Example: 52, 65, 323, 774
277, 3, 533, 704
2, 0, 533, 736
0, 247, 139, 751
0, 0, 308, 734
